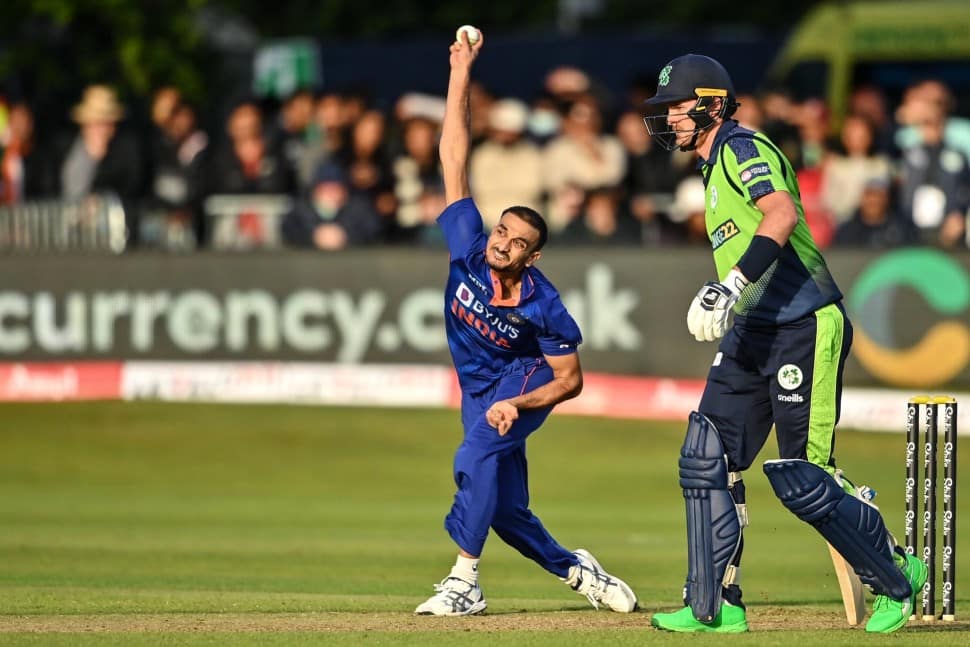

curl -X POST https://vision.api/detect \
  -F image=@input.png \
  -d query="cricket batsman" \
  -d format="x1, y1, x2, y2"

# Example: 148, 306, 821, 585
413, 27, 638, 617
641, 53, 926, 633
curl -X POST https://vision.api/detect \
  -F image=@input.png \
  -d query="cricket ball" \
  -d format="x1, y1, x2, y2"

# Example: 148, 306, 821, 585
456, 25, 481, 45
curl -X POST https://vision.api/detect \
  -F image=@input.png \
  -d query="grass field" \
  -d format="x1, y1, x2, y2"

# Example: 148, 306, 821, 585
0, 401, 967, 645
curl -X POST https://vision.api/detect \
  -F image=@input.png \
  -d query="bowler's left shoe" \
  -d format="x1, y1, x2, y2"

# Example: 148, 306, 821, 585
564, 549, 639, 612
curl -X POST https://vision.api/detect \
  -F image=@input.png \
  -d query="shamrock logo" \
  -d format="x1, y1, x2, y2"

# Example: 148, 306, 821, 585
777, 364, 803, 390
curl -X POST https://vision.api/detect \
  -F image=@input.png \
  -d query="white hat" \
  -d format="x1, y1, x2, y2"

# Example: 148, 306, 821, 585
669, 176, 706, 223
489, 99, 528, 133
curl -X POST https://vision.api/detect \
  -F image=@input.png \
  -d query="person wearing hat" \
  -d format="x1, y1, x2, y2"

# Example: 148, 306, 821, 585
469, 97, 544, 230
643, 54, 924, 634
55, 84, 143, 242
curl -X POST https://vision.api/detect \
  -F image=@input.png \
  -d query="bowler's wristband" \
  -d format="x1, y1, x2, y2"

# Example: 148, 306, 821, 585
736, 235, 782, 283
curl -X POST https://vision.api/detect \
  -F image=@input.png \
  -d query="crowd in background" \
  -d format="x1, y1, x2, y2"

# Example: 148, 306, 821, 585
1, 64, 969, 252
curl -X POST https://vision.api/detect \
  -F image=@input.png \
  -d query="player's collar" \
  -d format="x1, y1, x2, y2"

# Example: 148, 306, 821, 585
696, 119, 739, 170
488, 267, 536, 307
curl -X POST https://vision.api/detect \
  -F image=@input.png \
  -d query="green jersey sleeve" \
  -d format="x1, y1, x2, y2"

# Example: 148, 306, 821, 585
703, 124, 842, 325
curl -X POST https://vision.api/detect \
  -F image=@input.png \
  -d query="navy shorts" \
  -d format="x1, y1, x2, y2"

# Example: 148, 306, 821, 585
698, 303, 853, 473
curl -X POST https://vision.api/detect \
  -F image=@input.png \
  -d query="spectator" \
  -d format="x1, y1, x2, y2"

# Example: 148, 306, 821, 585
1, 102, 50, 203
848, 85, 894, 154
303, 92, 349, 177
759, 87, 803, 170
338, 109, 398, 239
615, 109, 679, 241
557, 186, 639, 246
281, 161, 382, 250
269, 89, 317, 189
524, 94, 562, 145
795, 98, 832, 170
147, 87, 181, 167
54, 85, 143, 241
793, 99, 837, 247
733, 93, 764, 132
544, 66, 591, 104
206, 100, 294, 195
896, 80, 970, 161
833, 178, 917, 248
543, 94, 626, 231
403, 180, 448, 248
822, 114, 891, 225
150, 86, 181, 134
469, 98, 544, 229
544, 65, 613, 118
341, 110, 390, 189
392, 116, 442, 228
147, 101, 209, 246
665, 175, 710, 246
468, 81, 495, 147
897, 98, 970, 249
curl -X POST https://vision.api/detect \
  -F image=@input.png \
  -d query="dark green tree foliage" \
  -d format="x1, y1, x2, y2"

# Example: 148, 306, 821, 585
0, 0, 208, 106
0, 0, 819, 115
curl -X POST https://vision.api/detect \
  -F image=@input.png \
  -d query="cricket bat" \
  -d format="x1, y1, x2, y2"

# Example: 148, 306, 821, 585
828, 543, 866, 625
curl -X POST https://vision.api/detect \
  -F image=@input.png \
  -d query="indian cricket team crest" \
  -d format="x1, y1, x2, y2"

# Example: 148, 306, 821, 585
777, 364, 803, 390
658, 65, 672, 87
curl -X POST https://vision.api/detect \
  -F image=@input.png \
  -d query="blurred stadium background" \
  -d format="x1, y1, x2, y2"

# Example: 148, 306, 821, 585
1, 0, 969, 643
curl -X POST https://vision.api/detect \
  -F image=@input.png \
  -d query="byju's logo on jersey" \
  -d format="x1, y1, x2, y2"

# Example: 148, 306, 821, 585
777, 364, 803, 390
456, 282, 475, 307
451, 282, 521, 348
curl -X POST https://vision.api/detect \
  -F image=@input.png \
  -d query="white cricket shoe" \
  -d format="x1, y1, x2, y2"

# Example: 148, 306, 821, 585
565, 549, 638, 613
414, 576, 487, 616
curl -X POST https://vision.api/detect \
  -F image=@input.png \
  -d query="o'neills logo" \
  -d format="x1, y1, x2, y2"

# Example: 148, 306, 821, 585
451, 282, 520, 348
777, 392, 804, 403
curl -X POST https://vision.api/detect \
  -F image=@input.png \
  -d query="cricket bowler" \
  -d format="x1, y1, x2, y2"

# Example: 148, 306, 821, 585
414, 27, 638, 617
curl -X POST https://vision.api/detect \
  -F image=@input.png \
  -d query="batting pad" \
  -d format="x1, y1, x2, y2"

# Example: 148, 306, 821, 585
763, 459, 911, 599
679, 411, 742, 623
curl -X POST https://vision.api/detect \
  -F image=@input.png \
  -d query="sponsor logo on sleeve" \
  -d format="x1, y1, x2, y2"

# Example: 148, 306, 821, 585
739, 164, 770, 184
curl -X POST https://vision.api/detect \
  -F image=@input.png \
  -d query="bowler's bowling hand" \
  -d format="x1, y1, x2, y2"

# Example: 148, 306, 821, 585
686, 269, 749, 342
486, 400, 518, 436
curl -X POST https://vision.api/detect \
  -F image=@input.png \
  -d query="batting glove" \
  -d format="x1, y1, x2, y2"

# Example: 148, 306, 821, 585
686, 268, 749, 342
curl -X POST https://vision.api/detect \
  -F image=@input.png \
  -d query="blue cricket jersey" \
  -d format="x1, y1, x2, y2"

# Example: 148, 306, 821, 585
438, 198, 582, 395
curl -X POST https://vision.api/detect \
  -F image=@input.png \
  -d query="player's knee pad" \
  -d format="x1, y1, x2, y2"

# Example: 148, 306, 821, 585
763, 459, 910, 599
679, 411, 742, 622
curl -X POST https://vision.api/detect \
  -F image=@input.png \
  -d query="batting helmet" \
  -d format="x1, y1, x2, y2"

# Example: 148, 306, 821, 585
643, 54, 739, 151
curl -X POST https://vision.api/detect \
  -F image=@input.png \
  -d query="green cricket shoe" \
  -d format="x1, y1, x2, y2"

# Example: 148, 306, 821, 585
865, 552, 928, 633
651, 603, 748, 633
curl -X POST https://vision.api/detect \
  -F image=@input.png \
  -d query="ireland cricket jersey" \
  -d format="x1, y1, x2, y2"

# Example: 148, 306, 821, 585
700, 120, 842, 326
438, 198, 582, 394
